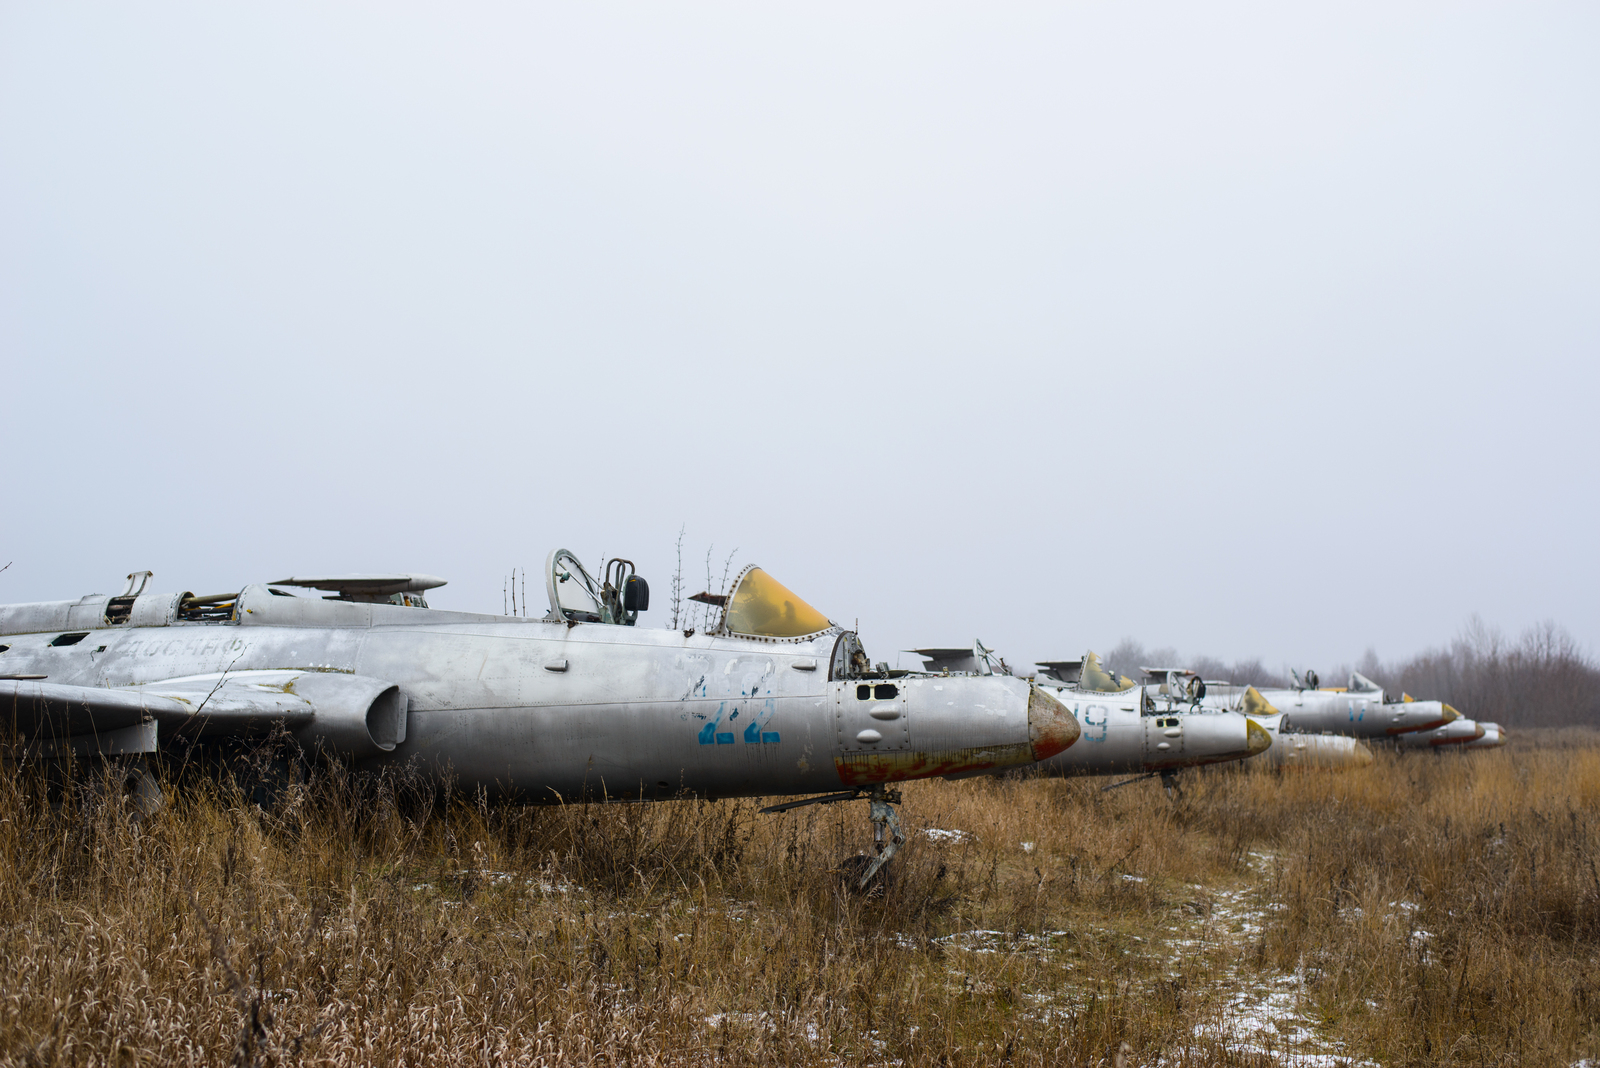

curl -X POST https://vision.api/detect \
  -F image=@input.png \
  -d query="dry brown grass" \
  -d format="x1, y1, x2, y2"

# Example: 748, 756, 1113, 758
2, 737, 1598, 1067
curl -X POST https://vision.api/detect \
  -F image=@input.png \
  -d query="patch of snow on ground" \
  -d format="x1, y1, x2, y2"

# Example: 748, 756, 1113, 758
1171, 854, 1377, 1067
936, 929, 1068, 955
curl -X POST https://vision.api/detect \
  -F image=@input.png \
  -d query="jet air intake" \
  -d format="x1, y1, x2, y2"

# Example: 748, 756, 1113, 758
290, 673, 408, 759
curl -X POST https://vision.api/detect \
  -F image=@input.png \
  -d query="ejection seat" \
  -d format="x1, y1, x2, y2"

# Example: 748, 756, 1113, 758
544, 549, 649, 625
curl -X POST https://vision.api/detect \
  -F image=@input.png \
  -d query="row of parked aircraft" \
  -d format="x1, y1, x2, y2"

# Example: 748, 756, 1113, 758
908, 644, 1504, 789
0, 550, 1505, 885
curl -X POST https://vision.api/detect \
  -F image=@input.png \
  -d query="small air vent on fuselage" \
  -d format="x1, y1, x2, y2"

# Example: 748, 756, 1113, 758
50, 633, 89, 647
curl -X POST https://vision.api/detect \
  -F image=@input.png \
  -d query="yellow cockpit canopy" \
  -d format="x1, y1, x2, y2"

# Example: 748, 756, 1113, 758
722, 566, 834, 639
1240, 686, 1280, 718
1078, 651, 1136, 693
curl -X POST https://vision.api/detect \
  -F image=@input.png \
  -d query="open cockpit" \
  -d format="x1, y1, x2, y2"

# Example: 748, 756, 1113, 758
544, 549, 651, 625
545, 549, 881, 682
545, 549, 841, 645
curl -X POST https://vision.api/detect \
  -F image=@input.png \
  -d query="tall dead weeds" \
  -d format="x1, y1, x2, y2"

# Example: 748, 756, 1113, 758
1, 735, 1597, 1065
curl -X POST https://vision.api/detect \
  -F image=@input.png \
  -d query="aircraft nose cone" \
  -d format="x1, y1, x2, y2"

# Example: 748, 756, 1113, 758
1245, 717, 1272, 757
1353, 741, 1375, 766
1442, 704, 1461, 723
1027, 684, 1080, 760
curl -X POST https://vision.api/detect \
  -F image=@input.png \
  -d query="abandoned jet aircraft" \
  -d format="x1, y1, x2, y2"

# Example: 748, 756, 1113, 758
1396, 716, 1489, 750
0, 554, 1080, 820
1135, 669, 1375, 770
909, 649, 1269, 788
1028, 653, 1271, 784
1197, 670, 1455, 739
1463, 721, 1507, 749
1218, 682, 1374, 769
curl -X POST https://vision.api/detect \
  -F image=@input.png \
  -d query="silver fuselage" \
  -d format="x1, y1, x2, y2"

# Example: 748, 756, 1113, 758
1246, 712, 1375, 768
1200, 684, 1450, 738
0, 585, 1078, 800
1397, 717, 1488, 749
1027, 684, 1267, 775
1462, 722, 1507, 749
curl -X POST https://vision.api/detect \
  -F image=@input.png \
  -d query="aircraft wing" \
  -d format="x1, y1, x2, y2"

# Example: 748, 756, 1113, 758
1, 679, 190, 736
2, 671, 400, 755
2, 672, 320, 739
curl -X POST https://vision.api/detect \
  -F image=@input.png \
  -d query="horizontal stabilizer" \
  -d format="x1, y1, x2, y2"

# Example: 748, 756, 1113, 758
1141, 666, 1195, 678
912, 648, 984, 672
1034, 660, 1083, 683
271, 574, 446, 595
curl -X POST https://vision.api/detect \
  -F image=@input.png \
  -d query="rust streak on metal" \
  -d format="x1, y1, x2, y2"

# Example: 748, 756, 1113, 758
834, 742, 1035, 786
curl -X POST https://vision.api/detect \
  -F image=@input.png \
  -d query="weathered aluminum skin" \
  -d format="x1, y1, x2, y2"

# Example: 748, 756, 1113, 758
1248, 713, 1375, 768
1196, 681, 1452, 738
0, 583, 1079, 800
1397, 716, 1489, 749
1461, 721, 1506, 749
1029, 681, 1269, 775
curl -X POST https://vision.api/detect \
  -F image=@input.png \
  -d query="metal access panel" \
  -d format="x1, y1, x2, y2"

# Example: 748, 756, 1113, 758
1144, 715, 1186, 761
833, 680, 910, 752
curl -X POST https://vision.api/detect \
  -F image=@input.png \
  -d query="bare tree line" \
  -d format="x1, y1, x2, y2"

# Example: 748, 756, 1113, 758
1101, 639, 1285, 692
1102, 618, 1600, 728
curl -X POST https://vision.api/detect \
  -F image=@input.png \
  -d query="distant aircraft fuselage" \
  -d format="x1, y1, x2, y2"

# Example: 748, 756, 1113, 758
1199, 678, 1454, 739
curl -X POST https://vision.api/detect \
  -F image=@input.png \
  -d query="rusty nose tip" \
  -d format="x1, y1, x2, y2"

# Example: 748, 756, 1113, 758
1027, 685, 1079, 759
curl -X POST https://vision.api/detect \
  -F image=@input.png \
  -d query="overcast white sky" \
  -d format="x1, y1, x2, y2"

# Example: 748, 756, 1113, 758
2, 2, 1596, 677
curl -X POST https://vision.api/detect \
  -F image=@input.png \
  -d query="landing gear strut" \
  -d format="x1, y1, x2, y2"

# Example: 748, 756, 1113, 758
859, 787, 906, 888
760, 784, 908, 890
1101, 768, 1184, 803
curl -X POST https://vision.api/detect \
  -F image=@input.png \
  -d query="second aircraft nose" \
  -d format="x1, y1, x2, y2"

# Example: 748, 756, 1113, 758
833, 675, 1080, 786
1028, 684, 1080, 759
1162, 710, 1270, 766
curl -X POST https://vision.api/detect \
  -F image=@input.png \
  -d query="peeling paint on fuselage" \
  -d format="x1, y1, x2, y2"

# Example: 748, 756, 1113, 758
835, 742, 1037, 785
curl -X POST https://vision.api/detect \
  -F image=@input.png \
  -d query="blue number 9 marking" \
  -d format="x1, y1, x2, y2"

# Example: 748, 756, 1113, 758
1081, 704, 1109, 743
